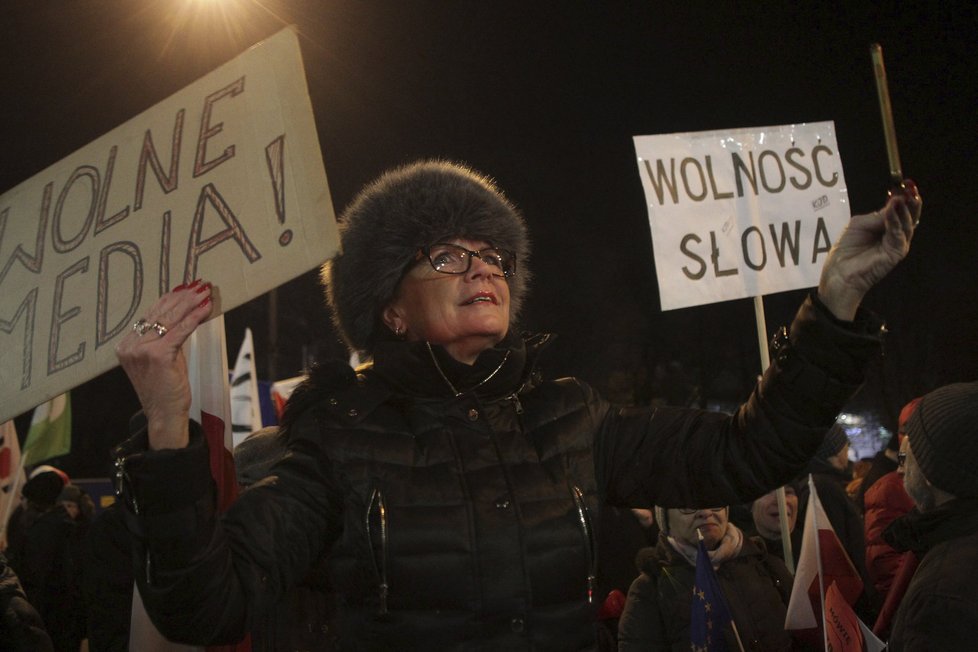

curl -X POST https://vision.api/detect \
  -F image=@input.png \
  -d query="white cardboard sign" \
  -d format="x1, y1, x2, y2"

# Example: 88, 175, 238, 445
633, 122, 850, 311
0, 28, 338, 423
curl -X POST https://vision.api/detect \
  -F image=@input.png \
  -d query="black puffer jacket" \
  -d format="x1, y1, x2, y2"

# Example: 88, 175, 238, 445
115, 297, 880, 650
617, 533, 795, 651
883, 498, 978, 651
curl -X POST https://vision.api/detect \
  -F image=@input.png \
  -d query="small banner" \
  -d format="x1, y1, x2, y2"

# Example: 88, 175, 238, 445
633, 122, 849, 311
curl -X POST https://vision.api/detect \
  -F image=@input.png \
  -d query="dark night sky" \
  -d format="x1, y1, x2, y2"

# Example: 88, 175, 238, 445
3, 1, 977, 477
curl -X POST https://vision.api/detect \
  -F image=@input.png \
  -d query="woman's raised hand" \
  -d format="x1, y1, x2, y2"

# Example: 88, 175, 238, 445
115, 280, 214, 450
817, 180, 922, 321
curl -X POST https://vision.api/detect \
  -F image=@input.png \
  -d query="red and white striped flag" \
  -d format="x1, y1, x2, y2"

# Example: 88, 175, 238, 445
187, 314, 239, 512
0, 420, 25, 550
785, 475, 865, 647
0, 420, 21, 493
130, 314, 247, 651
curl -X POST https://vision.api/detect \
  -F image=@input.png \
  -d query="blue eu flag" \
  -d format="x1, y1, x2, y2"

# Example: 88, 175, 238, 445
690, 537, 734, 652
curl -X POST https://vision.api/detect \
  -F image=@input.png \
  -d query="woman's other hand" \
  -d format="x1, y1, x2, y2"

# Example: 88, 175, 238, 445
817, 180, 921, 321
115, 280, 214, 450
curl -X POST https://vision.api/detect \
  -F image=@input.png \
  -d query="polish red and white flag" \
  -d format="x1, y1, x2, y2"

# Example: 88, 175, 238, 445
785, 475, 864, 647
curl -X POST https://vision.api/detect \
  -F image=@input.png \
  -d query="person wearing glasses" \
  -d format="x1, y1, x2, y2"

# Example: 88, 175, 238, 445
617, 504, 795, 651
882, 381, 978, 650
113, 160, 921, 649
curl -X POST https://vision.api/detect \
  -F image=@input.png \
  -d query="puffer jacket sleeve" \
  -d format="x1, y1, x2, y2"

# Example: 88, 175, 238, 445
114, 412, 344, 645
596, 293, 883, 508
863, 472, 914, 597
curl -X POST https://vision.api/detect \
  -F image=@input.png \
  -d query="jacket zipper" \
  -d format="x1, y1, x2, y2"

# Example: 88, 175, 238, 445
115, 455, 154, 585
571, 485, 596, 604
366, 487, 389, 616
507, 392, 524, 414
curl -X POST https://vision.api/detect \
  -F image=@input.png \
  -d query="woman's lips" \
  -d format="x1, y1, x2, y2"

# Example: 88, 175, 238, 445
462, 291, 497, 305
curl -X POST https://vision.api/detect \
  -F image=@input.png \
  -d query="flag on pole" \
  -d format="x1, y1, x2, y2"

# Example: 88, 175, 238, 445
785, 475, 864, 643
22, 392, 71, 466
691, 535, 735, 652
187, 314, 239, 512
0, 420, 21, 492
130, 314, 248, 652
230, 328, 262, 448
186, 314, 251, 651
0, 420, 25, 549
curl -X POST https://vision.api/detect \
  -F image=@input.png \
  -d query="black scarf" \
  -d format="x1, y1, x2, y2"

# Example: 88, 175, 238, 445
883, 497, 978, 554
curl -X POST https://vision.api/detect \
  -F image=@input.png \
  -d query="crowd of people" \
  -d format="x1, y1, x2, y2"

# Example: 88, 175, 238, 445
4, 161, 974, 651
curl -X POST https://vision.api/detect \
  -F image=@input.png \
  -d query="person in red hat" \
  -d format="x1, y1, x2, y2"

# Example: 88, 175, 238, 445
884, 381, 978, 649
856, 397, 923, 511
863, 397, 921, 609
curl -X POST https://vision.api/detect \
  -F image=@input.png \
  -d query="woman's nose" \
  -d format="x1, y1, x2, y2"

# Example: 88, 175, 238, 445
465, 252, 499, 279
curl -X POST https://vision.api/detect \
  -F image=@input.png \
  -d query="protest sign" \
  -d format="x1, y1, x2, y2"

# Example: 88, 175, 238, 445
0, 27, 338, 423
633, 122, 849, 311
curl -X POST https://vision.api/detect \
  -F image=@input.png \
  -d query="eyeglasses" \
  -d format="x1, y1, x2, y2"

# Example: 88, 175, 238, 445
897, 452, 907, 468
420, 243, 516, 278
677, 506, 727, 515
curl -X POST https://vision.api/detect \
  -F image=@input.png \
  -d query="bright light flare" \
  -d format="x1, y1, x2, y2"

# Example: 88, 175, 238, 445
158, 0, 288, 62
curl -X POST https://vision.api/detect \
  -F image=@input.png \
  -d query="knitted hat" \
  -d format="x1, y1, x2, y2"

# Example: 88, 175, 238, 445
816, 423, 849, 460
22, 470, 68, 508
888, 396, 923, 450
898, 397, 923, 433
321, 160, 531, 355
905, 381, 978, 498
29, 464, 69, 484
233, 427, 288, 486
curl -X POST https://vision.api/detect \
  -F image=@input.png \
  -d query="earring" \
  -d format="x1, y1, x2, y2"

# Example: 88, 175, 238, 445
394, 325, 405, 339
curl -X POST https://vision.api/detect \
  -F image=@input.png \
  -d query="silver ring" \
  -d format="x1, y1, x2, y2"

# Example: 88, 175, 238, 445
151, 321, 168, 337
132, 318, 151, 336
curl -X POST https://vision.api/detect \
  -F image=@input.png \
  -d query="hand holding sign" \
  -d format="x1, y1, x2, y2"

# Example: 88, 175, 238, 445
817, 180, 921, 321
115, 281, 215, 450
0, 28, 337, 424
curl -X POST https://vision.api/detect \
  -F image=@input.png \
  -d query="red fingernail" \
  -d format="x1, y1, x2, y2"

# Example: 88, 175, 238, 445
173, 283, 187, 292
198, 297, 211, 308
188, 279, 201, 288
195, 282, 212, 294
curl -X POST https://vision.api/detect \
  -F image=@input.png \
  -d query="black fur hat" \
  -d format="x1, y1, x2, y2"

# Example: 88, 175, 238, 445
321, 160, 531, 355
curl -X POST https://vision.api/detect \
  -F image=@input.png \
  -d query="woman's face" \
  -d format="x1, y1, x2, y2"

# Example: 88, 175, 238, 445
60, 500, 79, 520
668, 507, 729, 549
751, 486, 798, 540
827, 443, 851, 472
383, 238, 511, 364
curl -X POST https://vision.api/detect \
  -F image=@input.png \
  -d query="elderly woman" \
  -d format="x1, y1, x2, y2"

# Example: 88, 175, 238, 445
617, 505, 796, 651
736, 485, 800, 565
114, 160, 920, 650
